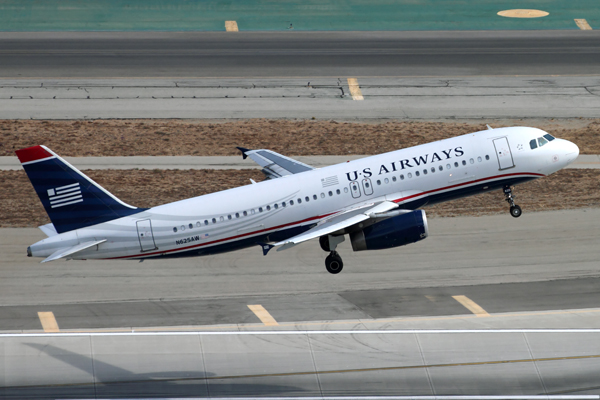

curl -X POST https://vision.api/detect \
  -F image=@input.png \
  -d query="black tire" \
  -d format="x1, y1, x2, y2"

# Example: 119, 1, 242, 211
325, 253, 343, 274
510, 205, 522, 218
319, 235, 331, 252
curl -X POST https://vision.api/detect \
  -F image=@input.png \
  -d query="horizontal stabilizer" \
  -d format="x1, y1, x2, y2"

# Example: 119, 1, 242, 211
42, 239, 107, 263
39, 223, 58, 237
237, 147, 314, 179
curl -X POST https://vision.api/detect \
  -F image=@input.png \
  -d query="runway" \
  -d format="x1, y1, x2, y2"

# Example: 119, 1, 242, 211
2, 209, 599, 330
2, 31, 600, 78
2, 29, 600, 397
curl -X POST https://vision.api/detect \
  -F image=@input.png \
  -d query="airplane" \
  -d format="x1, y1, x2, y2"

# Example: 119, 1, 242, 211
16, 126, 579, 274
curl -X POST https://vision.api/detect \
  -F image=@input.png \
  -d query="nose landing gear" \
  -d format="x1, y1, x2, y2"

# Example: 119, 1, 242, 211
503, 185, 522, 218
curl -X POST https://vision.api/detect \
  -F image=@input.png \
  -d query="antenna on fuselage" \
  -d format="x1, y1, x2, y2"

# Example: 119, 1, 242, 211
486, 124, 493, 130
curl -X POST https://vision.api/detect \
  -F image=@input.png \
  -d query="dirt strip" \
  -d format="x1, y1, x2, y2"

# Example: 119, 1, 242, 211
2, 169, 599, 228
2, 119, 600, 157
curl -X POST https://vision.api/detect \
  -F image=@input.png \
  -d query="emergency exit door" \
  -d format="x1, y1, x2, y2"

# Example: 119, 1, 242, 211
136, 219, 157, 252
493, 137, 515, 170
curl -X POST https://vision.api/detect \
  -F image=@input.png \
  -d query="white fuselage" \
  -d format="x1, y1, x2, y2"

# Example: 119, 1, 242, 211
29, 127, 579, 261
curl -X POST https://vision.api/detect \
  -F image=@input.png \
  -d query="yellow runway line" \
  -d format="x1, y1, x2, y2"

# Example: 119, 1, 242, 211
452, 295, 490, 317
248, 305, 279, 326
347, 78, 364, 100
38, 312, 60, 332
575, 19, 593, 30
225, 21, 239, 32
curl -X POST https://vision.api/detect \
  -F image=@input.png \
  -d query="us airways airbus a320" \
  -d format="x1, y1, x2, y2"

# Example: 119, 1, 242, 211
17, 126, 579, 274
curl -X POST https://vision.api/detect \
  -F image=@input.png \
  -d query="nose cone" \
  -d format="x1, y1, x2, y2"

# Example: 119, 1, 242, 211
564, 140, 580, 165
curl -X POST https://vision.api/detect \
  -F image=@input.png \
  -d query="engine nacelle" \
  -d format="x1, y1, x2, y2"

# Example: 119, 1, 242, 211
350, 210, 429, 251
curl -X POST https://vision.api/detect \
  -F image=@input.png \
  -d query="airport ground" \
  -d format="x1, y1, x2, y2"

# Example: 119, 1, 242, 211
2, 22, 600, 398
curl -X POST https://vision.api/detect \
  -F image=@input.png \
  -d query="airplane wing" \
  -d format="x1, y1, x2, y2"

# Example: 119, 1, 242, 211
273, 201, 399, 252
41, 239, 107, 263
237, 147, 315, 179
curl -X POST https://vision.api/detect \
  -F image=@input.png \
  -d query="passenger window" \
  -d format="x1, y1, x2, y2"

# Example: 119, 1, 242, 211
400, 174, 405, 180
173, 227, 177, 232
454, 162, 459, 167
384, 178, 389, 184
227, 215, 232, 220
314, 195, 318, 200
392, 176, 397, 182
328, 191, 333, 197
305, 196, 310, 202
415, 171, 420, 177
538, 137, 549, 147
336, 189, 341, 194
189, 223, 193, 229
181, 225, 185, 231
220, 216, 224, 222
243, 211, 248, 216
470, 158, 474, 164
446, 164, 451, 169
196, 222, 202, 227
212, 218, 217, 223
462, 160, 467, 166
431, 167, 435, 173
485, 155, 490, 160
259, 207, 263, 212
477, 156, 482, 162
439, 165, 443, 171
376, 180, 381, 185
408, 172, 413, 178
321, 193, 325, 198
423, 169, 427, 175
344, 187, 349, 193
543, 134, 555, 141
282, 202, 286, 207
297, 198, 301, 204
203, 220, 208, 226
274, 204, 279, 209
235, 213, 239, 218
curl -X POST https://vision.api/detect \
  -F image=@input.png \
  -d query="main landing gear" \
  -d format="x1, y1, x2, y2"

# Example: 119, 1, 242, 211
503, 185, 522, 218
325, 251, 344, 274
320, 235, 345, 274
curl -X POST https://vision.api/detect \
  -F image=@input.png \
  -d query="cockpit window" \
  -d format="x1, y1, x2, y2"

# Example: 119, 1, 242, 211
530, 139, 538, 149
538, 137, 549, 147
543, 134, 555, 142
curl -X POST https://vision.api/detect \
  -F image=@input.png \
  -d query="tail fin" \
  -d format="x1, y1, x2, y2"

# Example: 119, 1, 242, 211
16, 145, 145, 233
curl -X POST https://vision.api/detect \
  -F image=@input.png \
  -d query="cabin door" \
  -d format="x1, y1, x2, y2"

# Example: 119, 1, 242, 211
493, 137, 515, 170
136, 219, 157, 252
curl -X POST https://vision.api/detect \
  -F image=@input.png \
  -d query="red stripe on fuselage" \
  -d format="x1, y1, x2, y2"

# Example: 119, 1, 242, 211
15, 146, 53, 164
107, 171, 544, 260
393, 171, 545, 204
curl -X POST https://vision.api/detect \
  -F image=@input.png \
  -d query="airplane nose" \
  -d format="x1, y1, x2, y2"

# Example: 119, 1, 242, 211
562, 140, 579, 166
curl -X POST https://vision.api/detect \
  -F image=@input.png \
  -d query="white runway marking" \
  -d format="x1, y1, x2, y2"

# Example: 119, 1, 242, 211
5, 329, 600, 338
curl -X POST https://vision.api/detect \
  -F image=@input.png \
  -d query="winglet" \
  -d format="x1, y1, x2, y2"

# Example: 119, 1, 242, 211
236, 147, 251, 160
258, 243, 275, 256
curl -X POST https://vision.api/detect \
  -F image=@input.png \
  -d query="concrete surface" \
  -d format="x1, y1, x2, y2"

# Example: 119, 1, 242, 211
2, 31, 600, 77
1, 154, 598, 170
1, 330, 600, 398
1, 208, 599, 331
1, 76, 600, 120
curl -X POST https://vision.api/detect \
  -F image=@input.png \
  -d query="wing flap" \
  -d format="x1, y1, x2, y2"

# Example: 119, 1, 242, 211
41, 239, 107, 263
274, 201, 399, 251
237, 147, 314, 179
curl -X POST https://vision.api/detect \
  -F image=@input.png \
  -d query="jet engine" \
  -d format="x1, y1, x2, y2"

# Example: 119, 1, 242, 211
350, 210, 429, 251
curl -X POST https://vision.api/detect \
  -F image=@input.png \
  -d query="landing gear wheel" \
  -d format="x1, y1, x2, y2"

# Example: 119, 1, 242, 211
510, 205, 522, 218
503, 185, 523, 218
325, 251, 343, 274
